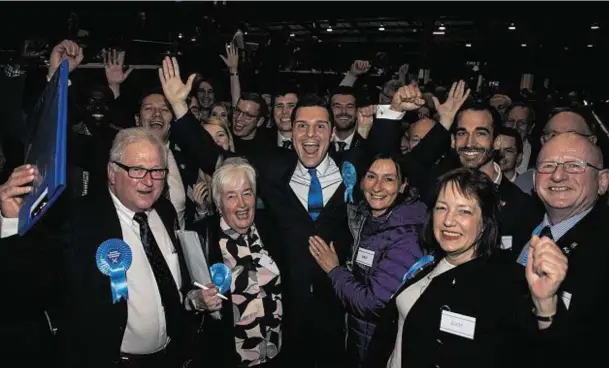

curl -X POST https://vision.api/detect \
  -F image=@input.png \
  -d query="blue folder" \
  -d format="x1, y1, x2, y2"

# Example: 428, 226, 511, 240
18, 60, 68, 235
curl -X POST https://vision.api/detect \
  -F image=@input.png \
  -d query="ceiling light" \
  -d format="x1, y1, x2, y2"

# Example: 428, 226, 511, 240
433, 31, 445, 35
591, 24, 600, 30
178, 33, 183, 39
290, 33, 295, 37
438, 25, 446, 31
509, 23, 516, 30
379, 25, 385, 31
466, 43, 472, 47
521, 43, 527, 47
326, 27, 333, 32
191, 37, 197, 42
244, 31, 248, 35
588, 44, 594, 48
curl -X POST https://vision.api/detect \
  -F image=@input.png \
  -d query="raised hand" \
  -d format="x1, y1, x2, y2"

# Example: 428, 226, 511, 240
526, 235, 568, 315
0, 165, 35, 218
350, 60, 371, 76
158, 56, 196, 117
357, 104, 377, 138
104, 48, 134, 87
48, 40, 83, 79
391, 83, 425, 112
432, 80, 471, 130
219, 43, 239, 72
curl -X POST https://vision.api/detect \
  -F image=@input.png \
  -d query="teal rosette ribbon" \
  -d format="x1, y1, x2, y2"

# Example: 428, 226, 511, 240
342, 161, 357, 204
209, 263, 232, 294
96, 239, 133, 303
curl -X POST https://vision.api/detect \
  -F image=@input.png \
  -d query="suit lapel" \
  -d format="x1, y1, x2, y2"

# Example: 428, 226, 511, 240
280, 161, 312, 222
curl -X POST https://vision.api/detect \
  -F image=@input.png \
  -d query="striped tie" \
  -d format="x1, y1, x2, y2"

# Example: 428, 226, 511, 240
308, 168, 323, 220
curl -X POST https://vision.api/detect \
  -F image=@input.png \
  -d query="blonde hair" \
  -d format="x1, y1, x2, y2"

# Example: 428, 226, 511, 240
203, 116, 235, 152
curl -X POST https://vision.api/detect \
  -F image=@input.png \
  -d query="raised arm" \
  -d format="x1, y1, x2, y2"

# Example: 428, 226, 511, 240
159, 56, 225, 175
220, 43, 241, 108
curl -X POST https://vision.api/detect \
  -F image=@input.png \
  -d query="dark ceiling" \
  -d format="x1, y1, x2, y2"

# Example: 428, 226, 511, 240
2, 2, 608, 94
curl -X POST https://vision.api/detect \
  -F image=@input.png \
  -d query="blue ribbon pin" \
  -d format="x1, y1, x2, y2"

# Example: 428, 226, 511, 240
342, 161, 357, 204
96, 239, 133, 304
402, 254, 435, 283
209, 263, 232, 294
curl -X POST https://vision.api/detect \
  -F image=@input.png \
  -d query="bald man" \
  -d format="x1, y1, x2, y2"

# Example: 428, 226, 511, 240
515, 110, 597, 194
516, 133, 609, 367
405, 118, 435, 152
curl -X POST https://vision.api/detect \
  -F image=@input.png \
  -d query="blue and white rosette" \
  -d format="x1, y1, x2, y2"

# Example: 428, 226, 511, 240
402, 254, 435, 283
342, 161, 357, 204
209, 263, 232, 294
96, 239, 133, 304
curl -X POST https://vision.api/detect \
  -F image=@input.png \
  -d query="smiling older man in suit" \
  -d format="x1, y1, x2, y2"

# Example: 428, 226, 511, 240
516, 132, 609, 367
158, 56, 455, 366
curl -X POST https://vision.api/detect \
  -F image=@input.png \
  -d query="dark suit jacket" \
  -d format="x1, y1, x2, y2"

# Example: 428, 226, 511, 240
329, 131, 365, 153
55, 191, 195, 366
537, 203, 609, 367
366, 251, 537, 368
169, 110, 449, 366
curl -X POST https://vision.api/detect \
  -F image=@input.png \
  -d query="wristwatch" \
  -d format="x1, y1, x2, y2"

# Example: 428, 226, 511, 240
532, 307, 555, 322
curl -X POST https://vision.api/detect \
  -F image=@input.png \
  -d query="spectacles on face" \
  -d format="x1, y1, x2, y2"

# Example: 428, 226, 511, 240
113, 161, 169, 180
536, 160, 602, 174
542, 130, 594, 142
234, 107, 258, 120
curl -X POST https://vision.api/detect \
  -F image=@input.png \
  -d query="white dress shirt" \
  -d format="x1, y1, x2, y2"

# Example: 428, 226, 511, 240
0, 213, 18, 239
276, 132, 292, 148
290, 154, 342, 211
516, 139, 532, 175
166, 145, 186, 230
110, 189, 182, 355
332, 130, 355, 151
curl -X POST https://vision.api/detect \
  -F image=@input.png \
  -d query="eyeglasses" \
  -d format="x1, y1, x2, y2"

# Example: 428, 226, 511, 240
112, 162, 169, 180
536, 160, 602, 174
234, 107, 258, 120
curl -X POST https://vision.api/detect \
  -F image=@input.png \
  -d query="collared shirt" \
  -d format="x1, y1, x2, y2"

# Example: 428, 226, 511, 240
492, 162, 503, 185
166, 144, 186, 230
332, 130, 355, 151
0, 212, 18, 239
517, 206, 594, 264
110, 189, 182, 355
290, 154, 342, 211
516, 139, 532, 175
507, 172, 518, 183
276, 132, 292, 148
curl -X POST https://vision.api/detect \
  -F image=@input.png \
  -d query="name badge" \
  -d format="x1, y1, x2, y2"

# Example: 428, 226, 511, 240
258, 254, 280, 275
355, 248, 375, 267
500, 235, 513, 250
440, 310, 476, 340
561, 291, 572, 310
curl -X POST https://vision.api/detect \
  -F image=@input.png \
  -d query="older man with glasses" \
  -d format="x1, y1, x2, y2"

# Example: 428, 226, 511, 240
516, 132, 609, 367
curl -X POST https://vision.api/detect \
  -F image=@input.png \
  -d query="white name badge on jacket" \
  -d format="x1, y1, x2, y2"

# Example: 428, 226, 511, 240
440, 310, 476, 340
355, 248, 375, 267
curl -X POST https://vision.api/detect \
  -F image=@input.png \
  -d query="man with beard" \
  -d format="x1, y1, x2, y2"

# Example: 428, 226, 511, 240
330, 86, 365, 152
493, 126, 523, 182
452, 103, 540, 253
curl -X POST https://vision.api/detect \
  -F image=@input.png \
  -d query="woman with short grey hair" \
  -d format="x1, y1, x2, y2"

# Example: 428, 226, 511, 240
191, 157, 282, 367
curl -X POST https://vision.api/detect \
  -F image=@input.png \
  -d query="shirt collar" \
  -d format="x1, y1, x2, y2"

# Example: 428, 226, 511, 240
109, 187, 153, 224
296, 154, 331, 177
540, 206, 594, 241
492, 162, 503, 185
332, 130, 355, 148
277, 131, 292, 146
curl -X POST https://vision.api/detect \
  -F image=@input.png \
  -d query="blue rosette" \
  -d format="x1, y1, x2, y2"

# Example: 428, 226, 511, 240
96, 239, 133, 304
209, 263, 232, 294
402, 254, 435, 283
342, 161, 357, 204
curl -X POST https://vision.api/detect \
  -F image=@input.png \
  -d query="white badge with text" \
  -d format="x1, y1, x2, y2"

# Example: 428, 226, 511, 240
500, 235, 513, 250
440, 310, 476, 340
355, 248, 375, 267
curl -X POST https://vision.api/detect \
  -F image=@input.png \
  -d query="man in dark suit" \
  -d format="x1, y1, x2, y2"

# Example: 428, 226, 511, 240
407, 97, 542, 256
158, 56, 450, 367
1, 128, 198, 366
329, 85, 366, 153
516, 133, 609, 367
